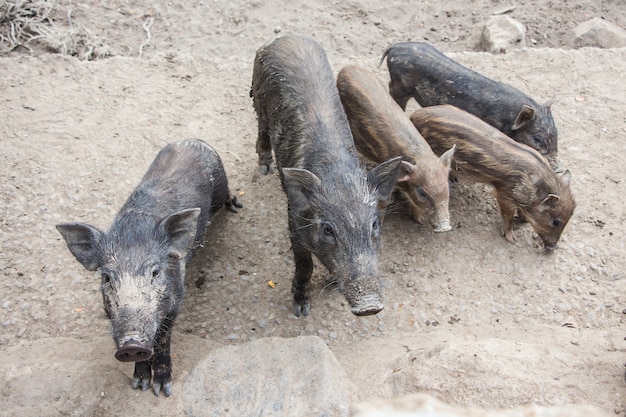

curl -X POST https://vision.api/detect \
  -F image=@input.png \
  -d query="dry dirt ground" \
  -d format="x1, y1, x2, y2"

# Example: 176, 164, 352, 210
1, 0, 626, 415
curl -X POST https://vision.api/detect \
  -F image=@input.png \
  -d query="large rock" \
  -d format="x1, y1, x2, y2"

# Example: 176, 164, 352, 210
574, 17, 626, 48
480, 15, 526, 53
183, 335, 350, 416
352, 393, 613, 417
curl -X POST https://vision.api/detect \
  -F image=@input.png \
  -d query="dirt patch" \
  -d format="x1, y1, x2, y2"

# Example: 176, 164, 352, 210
1, 0, 625, 414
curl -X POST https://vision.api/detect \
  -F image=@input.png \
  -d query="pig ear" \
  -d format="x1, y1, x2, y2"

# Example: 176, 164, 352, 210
158, 208, 201, 257
559, 169, 571, 187
56, 223, 104, 271
397, 161, 414, 183
512, 105, 536, 130
282, 168, 321, 213
440, 144, 456, 170
540, 193, 560, 206
543, 96, 556, 110
368, 156, 404, 202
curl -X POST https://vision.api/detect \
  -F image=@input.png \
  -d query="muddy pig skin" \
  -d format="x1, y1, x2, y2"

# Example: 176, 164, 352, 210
56, 139, 242, 397
337, 65, 456, 232
410, 105, 574, 250
251, 35, 403, 317
382, 42, 562, 172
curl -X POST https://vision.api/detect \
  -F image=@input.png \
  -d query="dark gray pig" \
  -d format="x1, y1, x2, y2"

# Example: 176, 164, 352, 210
56, 139, 241, 397
381, 41, 562, 172
410, 105, 575, 250
251, 35, 403, 317
337, 64, 455, 232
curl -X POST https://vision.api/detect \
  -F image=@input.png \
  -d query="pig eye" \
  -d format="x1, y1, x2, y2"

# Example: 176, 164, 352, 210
372, 218, 380, 232
533, 135, 546, 147
415, 187, 427, 200
552, 218, 562, 228
101, 272, 111, 285
152, 267, 161, 279
321, 222, 334, 237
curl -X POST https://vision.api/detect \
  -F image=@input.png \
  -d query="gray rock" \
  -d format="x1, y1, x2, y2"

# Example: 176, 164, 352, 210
480, 15, 526, 54
183, 335, 350, 417
352, 393, 613, 417
574, 17, 626, 48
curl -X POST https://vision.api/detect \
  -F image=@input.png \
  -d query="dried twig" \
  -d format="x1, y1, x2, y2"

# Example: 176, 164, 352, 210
138, 17, 153, 58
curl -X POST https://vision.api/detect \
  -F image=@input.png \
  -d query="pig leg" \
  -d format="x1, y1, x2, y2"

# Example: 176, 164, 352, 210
255, 113, 274, 175
225, 195, 243, 213
132, 361, 152, 392
495, 193, 517, 244
130, 314, 176, 396
150, 314, 176, 397
291, 244, 313, 317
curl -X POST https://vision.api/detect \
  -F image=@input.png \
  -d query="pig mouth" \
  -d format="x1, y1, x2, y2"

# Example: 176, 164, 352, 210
544, 243, 558, 251
541, 237, 558, 251
115, 339, 154, 362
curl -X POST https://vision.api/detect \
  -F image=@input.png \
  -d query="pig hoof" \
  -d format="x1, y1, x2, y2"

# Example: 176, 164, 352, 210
131, 361, 152, 391
152, 380, 172, 397
294, 302, 310, 317
132, 374, 151, 391
226, 196, 243, 213
259, 164, 274, 176
410, 215, 425, 225
503, 230, 517, 244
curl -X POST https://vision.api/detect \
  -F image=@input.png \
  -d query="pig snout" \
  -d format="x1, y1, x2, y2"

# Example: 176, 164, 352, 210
115, 339, 154, 362
341, 270, 384, 316
431, 201, 452, 232
433, 220, 451, 233
541, 238, 558, 252
350, 294, 384, 316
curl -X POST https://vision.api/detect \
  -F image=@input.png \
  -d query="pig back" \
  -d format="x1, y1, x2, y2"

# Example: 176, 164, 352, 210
252, 35, 359, 174
384, 42, 544, 129
410, 105, 554, 187
124, 139, 231, 251
384, 42, 559, 168
337, 65, 432, 165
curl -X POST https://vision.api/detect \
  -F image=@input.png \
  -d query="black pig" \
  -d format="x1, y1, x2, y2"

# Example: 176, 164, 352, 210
56, 139, 241, 396
251, 35, 402, 316
381, 41, 562, 172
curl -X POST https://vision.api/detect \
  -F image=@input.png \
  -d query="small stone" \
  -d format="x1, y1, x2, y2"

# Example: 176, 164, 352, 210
574, 17, 626, 48
480, 15, 526, 54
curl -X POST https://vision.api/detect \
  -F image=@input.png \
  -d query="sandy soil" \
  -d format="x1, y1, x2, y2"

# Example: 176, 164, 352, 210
1, 0, 626, 415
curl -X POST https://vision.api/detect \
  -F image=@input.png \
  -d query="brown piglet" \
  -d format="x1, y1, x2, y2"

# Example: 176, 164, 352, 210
337, 65, 455, 232
410, 105, 575, 250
